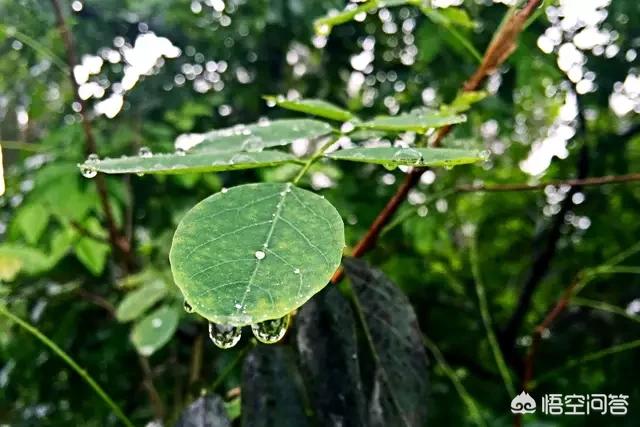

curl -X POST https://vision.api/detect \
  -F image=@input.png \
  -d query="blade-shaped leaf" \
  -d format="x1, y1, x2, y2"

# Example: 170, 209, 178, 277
344, 258, 429, 427
169, 182, 345, 326
313, 0, 414, 36
264, 96, 354, 122
326, 147, 481, 168
356, 110, 466, 133
78, 150, 297, 176
295, 286, 367, 427
131, 305, 180, 356
116, 279, 167, 322
175, 394, 231, 427
241, 346, 311, 427
185, 119, 333, 153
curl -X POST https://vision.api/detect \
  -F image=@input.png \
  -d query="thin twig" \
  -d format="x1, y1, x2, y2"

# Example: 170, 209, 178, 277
0, 304, 135, 427
49, 0, 131, 264
470, 236, 515, 397
0, 140, 46, 152
331, 0, 543, 284
456, 173, 640, 193
423, 335, 487, 427
138, 355, 166, 421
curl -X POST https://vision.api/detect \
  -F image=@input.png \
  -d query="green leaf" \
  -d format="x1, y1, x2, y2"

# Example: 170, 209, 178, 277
443, 90, 488, 114
264, 96, 354, 121
115, 279, 168, 322
170, 182, 345, 326
242, 346, 311, 427
295, 287, 367, 427
78, 150, 297, 176
14, 202, 49, 244
326, 147, 482, 168
131, 305, 180, 356
175, 394, 231, 427
188, 119, 333, 153
344, 258, 429, 427
74, 218, 110, 276
426, 7, 476, 29
356, 110, 466, 133
0, 244, 55, 281
313, 0, 415, 36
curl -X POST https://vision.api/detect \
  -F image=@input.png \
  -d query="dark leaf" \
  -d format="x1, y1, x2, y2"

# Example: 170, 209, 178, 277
241, 346, 310, 427
295, 286, 368, 427
175, 394, 231, 427
344, 258, 429, 427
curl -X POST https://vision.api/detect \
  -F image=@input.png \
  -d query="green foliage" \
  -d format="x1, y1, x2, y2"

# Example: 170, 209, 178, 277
326, 147, 481, 168
130, 305, 180, 356
170, 182, 345, 326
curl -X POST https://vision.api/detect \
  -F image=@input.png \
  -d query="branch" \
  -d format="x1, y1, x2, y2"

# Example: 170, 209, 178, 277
456, 172, 640, 193
49, 0, 131, 264
331, 0, 543, 284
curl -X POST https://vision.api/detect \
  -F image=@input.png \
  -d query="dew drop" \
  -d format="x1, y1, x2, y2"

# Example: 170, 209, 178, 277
87, 153, 99, 162
254, 250, 266, 260
139, 146, 153, 157
209, 322, 242, 349
183, 300, 194, 313
221, 187, 228, 193
175, 147, 186, 156
80, 166, 97, 179
251, 314, 290, 344
151, 318, 162, 328
392, 147, 423, 166
293, 268, 300, 274
383, 162, 397, 171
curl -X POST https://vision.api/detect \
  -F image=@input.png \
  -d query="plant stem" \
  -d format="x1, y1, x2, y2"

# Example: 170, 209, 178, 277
0, 140, 46, 152
423, 335, 487, 427
0, 24, 68, 72
0, 304, 136, 427
571, 297, 640, 324
292, 136, 338, 185
470, 236, 515, 397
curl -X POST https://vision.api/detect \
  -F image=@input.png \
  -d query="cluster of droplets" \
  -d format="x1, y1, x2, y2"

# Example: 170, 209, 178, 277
80, 153, 99, 178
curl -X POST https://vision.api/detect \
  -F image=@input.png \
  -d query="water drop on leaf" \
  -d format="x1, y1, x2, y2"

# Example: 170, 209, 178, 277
184, 300, 194, 313
392, 147, 423, 166
208, 322, 242, 349
251, 314, 290, 344
139, 146, 153, 158
175, 147, 186, 156
80, 166, 97, 179
254, 250, 266, 260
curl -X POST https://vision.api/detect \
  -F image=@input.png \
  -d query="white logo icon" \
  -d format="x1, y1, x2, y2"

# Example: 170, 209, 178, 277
511, 391, 537, 414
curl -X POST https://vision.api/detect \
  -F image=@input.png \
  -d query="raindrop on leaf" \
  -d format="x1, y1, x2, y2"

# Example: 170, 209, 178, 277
208, 322, 242, 349
139, 146, 153, 157
80, 166, 97, 179
183, 300, 194, 313
392, 147, 423, 166
251, 313, 290, 344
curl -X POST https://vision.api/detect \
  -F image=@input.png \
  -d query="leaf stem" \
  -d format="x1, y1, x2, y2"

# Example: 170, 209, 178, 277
423, 335, 487, 427
292, 137, 338, 185
470, 236, 515, 397
0, 304, 136, 427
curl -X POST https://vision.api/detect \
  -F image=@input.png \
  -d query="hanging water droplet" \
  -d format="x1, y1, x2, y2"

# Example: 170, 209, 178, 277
254, 250, 266, 260
139, 146, 153, 157
209, 322, 242, 349
251, 314, 290, 344
136, 171, 145, 177
392, 147, 423, 166
183, 300, 194, 313
80, 166, 97, 179
383, 162, 398, 171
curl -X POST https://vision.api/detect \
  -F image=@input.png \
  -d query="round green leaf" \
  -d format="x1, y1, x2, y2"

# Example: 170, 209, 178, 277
131, 305, 180, 356
170, 182, 345, 326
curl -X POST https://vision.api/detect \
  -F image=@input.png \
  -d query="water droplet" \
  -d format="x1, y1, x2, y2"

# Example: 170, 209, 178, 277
221, 187, 228, 193
136, 172, 145, 177
87, 153, 99, 162
242, 136, 263, 152
383, 162, 397, 171
151, 318, 162, 328
392, 147, 423, 166
251, 314, 290, 344
80, 166, 97, 179
175, 147, 186, 156
293, 268, 300, 274
209, 322, 242, 349
479, 150, 491, 161
139, 146, 153, 157
316, 23, 331, 36
255, 250, 266, 260
183, 300, 194, 313
230, 153, 254, 164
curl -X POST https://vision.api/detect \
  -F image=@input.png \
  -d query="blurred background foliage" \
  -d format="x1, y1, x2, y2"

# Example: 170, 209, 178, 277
1, 0, 640, 426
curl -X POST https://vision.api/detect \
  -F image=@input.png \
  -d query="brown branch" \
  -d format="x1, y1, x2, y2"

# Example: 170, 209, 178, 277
455, 172, 640, 193
49, 0, 131, 264
138, 355, 167, 421
331, 0, 543, 284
